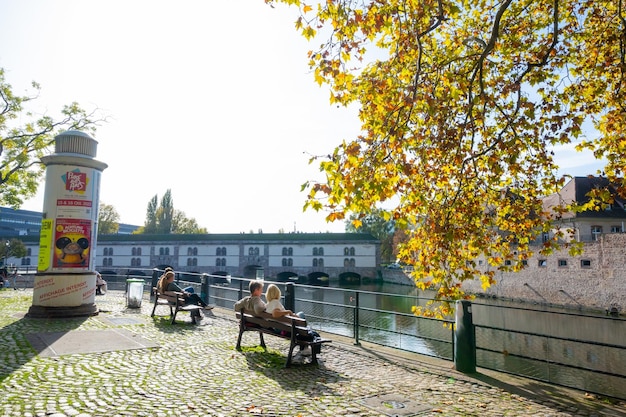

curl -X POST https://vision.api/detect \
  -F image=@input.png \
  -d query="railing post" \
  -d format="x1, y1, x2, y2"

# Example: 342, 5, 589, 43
201, 273, 210, 305
354, 291, 360, 346
150, 268, 160, 301
238, 279, 244, 300
454, 300, 476, 373
284, 282, 295, 311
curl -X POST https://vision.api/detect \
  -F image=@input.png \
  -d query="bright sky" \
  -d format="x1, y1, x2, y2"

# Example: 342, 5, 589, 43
0, 0, 603, 233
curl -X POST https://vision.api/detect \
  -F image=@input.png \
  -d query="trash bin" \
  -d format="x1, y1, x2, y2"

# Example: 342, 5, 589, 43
126, 279, 144, 308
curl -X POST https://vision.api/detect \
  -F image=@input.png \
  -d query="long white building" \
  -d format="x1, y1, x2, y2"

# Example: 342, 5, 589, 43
12, 233, 381, 285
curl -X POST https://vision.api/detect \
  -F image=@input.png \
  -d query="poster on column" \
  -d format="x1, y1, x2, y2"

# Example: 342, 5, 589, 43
53, 218, 92, 269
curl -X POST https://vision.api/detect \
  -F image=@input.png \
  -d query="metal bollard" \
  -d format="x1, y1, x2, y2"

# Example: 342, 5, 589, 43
284, 282, 295, 312
454, 300, 476, 373
150, 268, 160, 301
201, 273, 210, 305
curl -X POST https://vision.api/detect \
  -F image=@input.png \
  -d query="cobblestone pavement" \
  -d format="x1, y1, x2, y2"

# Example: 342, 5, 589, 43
0, 290, 624, 417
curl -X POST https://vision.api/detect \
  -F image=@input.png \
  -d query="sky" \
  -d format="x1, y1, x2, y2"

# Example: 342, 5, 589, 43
0, 0, 603, 233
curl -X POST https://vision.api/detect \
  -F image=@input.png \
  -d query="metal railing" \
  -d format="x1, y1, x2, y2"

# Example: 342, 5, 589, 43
162, 271, 626, 400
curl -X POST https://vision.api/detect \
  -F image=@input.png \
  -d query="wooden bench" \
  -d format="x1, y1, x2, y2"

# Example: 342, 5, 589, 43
150, 288, 203, 324
236, 308, 331, 367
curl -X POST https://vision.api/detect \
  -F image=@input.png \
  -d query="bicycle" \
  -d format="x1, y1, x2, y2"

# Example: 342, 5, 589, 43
3, 266, 26, 290
11, 273, 27, 290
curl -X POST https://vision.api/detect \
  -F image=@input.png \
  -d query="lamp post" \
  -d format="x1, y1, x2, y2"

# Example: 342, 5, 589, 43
3, 240, 8, 283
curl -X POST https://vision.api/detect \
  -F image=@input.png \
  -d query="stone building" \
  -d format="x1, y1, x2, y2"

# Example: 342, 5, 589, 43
462, 176, 626, 312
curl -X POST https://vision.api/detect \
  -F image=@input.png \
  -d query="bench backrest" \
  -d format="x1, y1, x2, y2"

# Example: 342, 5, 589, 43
236, 309, 310, 337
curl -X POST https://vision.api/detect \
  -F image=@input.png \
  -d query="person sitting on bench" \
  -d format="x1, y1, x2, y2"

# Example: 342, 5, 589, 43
264, 283, 319, 357
96, 271, 107, 295
234, 280, 267, 316
157, 271, 213, 319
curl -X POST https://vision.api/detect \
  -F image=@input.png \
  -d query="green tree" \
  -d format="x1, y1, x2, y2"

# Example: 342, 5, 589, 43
156, 189, 174, 234
144, 195, 158, 234
141, 190, 206, 234
0, 68, 101, 208
271, 1, 626, 316
172, 210, 208, 234
346, 209, 395, 263
0, 238, 27, 266
98, 202, 120, 235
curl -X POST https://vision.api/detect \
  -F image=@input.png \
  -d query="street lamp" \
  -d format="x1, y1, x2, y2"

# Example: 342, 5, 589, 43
3, 240, 8, 268
2, 240, 8, 285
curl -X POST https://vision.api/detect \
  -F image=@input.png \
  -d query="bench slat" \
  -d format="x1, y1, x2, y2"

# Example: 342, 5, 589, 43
236, 309, 331, 367
151, 287, 202, 324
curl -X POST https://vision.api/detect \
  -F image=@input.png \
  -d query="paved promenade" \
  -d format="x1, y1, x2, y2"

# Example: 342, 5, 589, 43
0, 289, 624, 417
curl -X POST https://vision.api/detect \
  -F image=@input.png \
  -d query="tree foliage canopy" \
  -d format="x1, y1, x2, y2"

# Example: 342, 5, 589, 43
0, 68, 101, 208
98, 203, 120, 235
140, 189, 207, 234
346, 208, 395, 262
271, 0, 626, 314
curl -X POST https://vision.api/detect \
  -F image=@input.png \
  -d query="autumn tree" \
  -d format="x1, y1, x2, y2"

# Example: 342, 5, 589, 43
271, 1, 626, 315
0, 68, 101, 208
98, 203, 120, 235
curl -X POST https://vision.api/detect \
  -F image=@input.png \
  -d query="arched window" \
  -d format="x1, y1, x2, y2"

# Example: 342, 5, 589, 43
318, 247, 324, 256
187, 247, 193, 256
344, 247, 350, 256
344, 258, 350, 267
318, 258, 324, 267
349, 247, 355, 256
313, 258, 318, 267
221, 247, 227, 256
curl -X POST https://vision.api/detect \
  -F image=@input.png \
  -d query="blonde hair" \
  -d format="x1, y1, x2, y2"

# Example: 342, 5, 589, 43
157, 271, 175, 292
265, 284, 281, 302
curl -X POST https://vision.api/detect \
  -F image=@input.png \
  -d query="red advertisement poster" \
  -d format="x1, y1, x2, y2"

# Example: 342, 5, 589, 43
53, 218, 92, 269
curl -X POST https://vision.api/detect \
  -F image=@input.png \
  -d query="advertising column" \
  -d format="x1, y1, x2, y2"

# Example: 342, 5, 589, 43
27, 130, 107, 318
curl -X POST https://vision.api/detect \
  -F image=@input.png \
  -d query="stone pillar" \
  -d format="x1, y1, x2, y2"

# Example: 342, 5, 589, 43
27, 130, 108, 318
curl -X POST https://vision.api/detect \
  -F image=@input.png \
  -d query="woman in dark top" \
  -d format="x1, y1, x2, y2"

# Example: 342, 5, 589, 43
157, 271, 213, 312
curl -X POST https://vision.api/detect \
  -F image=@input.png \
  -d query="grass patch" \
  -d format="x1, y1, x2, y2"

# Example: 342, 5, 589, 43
239, 346, 286, 368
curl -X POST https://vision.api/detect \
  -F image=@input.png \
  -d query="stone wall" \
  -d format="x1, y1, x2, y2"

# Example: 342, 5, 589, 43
461, 233, 626, 313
